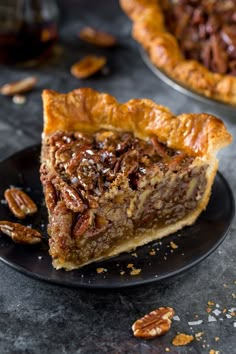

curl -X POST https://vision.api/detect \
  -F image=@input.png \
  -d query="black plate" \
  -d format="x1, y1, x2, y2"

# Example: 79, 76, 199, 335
0, 145, 234, 289
140, 47, 236, 113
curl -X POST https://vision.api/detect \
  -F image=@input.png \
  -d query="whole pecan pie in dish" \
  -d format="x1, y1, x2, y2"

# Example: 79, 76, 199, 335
120, 0, 236, 105
40, 88, 231, 270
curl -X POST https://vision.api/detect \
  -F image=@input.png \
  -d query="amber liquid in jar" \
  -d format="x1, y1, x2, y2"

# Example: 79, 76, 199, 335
0, 0, 58, 65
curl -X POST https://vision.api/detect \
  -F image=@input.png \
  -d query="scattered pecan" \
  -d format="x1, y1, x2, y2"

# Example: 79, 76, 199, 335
0, 76, 37, 96
132, 307, 175, 339
79, 26, 117, 47
70, 56, 107, 79
4, 188, 38, 219
0, 221, 42, 244
172, 333, 194, 346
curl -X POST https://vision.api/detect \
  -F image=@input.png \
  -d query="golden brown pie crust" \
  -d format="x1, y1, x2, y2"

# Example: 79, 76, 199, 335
42, 88, 232, 270
120, 0, 236, 106
43, 88, 231, 157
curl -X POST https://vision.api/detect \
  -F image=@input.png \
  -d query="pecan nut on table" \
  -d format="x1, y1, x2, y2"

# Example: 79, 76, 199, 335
70, 55, 107, 79
132, 307, 175, 339
0, 221, 42, 245
4, 188, 38, 219
79, 26, 117, 47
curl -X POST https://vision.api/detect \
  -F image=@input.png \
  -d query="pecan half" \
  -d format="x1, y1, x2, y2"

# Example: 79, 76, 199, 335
70, 56, 107, 79
4, 188, 38, 219
132, 307, 175, 339
44, 181, 58, 213
0, 76, 37, 96
151, 137, 169, 158
167, 152, 186, 171
210, 34, 228, 74
73, 212, 90, 238
53, 177, 85, 213
79, 26, 117, 47
0, 221, 42, 244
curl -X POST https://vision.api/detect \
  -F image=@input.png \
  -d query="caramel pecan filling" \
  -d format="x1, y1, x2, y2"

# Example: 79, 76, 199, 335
42, 130, 194, 204
41, 130, 208, 265
162, 0, 236, 75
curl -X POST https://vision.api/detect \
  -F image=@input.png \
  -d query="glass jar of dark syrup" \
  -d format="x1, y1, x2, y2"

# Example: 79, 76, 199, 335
0, 0, 59, 65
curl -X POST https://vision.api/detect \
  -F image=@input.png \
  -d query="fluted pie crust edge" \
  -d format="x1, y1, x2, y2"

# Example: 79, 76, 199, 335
42, 88, 232, 270
120, 0, 236, 106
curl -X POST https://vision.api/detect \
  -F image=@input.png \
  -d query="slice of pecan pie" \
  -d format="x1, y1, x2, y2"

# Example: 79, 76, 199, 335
40, 88, 231, 270
120, 0, 236, 105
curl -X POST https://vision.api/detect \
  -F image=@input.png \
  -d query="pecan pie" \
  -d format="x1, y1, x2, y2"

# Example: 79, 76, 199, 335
40, 88, 231, 270
120, 0, 236, 105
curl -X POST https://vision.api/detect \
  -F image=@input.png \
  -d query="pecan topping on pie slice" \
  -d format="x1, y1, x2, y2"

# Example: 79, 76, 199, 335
40, 88, 231, 270
120, 0, 236, 105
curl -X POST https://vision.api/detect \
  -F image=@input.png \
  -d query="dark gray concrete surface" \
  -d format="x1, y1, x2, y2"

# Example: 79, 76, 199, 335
0, 1, 235, 353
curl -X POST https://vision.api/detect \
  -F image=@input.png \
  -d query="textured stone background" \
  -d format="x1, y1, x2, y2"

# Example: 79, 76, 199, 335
0, 1, 235, 353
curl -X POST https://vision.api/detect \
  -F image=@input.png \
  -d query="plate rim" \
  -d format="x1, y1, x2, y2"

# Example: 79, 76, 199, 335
0, 144, 234, 289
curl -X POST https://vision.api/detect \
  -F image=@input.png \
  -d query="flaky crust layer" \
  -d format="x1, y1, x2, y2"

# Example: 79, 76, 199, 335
43, 88, 231, 158
42, 88, 231, 270
120, 0, 236, 106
